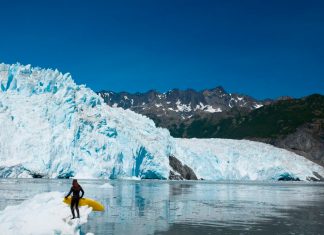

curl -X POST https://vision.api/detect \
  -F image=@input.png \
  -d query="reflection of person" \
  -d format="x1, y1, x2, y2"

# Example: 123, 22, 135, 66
65, 179, 84, 219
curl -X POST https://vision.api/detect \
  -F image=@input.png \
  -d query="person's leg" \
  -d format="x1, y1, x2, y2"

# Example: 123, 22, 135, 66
70, 198, 76, 218
75, 198, 80, 218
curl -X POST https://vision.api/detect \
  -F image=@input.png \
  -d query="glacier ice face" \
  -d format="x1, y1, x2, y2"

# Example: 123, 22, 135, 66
0, 63, 174, 179
0, 63, 323, 181
174, 138, 324, 181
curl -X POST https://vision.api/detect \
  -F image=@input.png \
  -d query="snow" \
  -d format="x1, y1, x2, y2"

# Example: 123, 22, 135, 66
254, 104, 264, 109
155, 103, 162, 108
205, 105, 222, 113
194, 103, 222, 113
0, 192, 92, 235
0, 63, 323, 181
229, 98, 234, 108
175, 100, 192, 112
194, 104, 201, 111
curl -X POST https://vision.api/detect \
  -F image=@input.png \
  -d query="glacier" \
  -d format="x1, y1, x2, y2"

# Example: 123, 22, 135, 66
0, 63, 323, 181
175, 139, 324, 181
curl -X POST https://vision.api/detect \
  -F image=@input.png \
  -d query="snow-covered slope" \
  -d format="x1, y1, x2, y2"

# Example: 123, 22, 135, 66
0, 63, 323, 181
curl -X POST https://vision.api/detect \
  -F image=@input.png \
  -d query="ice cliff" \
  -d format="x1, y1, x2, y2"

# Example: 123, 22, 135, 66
0, 63, 323, 181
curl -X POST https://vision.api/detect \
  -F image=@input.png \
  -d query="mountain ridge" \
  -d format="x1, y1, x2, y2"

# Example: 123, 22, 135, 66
97, 86, 268, 134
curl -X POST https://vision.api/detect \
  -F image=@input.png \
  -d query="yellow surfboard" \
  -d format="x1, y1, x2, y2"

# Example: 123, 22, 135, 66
63, 196, 105, 211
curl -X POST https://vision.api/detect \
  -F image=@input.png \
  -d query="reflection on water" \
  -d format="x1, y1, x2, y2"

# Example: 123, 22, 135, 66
0, 179, 323, 235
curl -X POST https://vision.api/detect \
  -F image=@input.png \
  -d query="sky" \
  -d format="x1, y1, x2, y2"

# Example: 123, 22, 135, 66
0, 0, 323, 99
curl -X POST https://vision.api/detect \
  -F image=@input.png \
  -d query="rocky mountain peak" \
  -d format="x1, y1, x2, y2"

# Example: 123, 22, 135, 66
203, 86, 227, 95
97, 87, 267, 124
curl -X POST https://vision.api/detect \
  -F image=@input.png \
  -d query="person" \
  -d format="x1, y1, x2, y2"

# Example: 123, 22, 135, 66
65, 179, 84, 219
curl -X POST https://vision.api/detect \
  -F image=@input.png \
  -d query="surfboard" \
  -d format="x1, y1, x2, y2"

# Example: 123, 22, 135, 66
63, 196, 105, 211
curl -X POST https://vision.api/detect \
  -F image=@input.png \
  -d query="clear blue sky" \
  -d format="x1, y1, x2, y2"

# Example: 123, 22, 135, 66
0, 0, 323, 99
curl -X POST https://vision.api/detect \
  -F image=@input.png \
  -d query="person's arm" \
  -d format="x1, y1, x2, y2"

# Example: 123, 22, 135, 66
65, 187, 72, 198
80, 186, 84, 198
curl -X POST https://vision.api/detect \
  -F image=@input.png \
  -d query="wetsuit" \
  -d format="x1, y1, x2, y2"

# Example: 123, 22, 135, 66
65, 186, 84, 218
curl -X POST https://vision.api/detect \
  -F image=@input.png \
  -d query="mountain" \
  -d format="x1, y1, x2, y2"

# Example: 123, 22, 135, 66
0, 63, 323, 181
97, 87, 267, 135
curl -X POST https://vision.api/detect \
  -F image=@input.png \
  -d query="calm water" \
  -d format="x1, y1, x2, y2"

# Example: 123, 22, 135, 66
0, 179, 323, 235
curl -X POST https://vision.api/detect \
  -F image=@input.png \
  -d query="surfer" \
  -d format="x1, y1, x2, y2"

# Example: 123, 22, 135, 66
65, 179, 84, 219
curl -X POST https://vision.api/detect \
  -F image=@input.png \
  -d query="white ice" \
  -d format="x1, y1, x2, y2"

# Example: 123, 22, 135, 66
99, 183, 114, 189
0, 63, 173, 180
175, 138, 324, 181
0, 192, 92, 235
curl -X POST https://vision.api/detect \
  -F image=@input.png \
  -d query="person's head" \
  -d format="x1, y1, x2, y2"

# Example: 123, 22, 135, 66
72, 179, 79, 188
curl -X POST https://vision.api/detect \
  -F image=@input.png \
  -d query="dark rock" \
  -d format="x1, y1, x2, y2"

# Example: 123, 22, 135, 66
31, 173, 44, 178
169, 171, 183, 180
273, 121, 324, 167
169, 155, 198, 180
312, 171, 324, 181
276, 96, 293, 101
251, 120, 324, 167
307, 176, 320, 181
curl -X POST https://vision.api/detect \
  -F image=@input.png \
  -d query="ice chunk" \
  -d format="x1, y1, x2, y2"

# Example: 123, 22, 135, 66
0, 191, 92, 235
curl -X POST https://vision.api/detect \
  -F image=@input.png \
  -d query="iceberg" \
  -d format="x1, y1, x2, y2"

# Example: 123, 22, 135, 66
0, 192, 92, 235
0, 63, 323, 181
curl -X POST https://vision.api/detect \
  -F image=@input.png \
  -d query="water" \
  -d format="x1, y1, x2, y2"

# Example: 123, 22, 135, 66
0, 179, 323, 235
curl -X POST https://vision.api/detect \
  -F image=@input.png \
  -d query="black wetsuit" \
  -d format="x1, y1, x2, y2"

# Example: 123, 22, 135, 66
65, 186, 84, 218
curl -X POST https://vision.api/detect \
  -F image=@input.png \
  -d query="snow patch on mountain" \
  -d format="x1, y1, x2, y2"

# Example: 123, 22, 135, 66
176, 100, 192, 112
194, 103, 222, 113
254, 104, 264, 109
